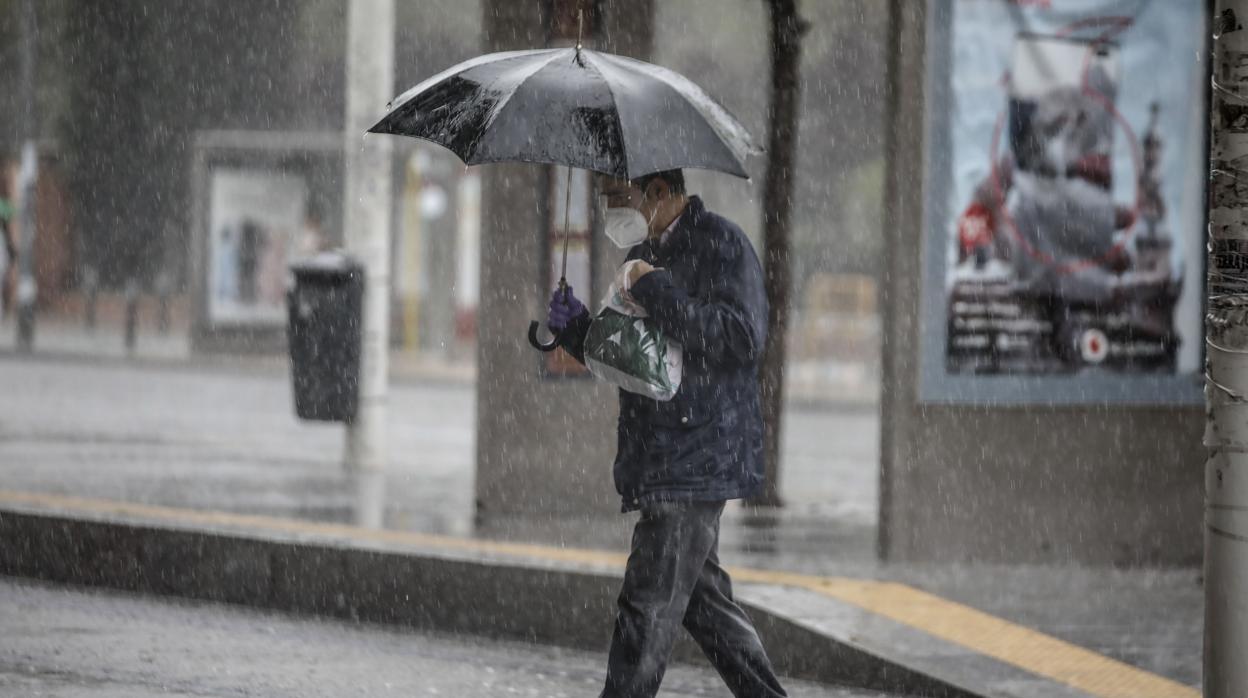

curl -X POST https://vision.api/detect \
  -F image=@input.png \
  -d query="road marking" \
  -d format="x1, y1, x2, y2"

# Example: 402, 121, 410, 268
0, 490, 1198, 698
0, 490, 629, 568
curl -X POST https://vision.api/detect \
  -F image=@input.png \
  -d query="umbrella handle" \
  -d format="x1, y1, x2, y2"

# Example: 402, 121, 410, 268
528, 321, 562, 352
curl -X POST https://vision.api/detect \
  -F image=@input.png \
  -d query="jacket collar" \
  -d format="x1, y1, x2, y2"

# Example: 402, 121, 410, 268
649, 196, 704, 258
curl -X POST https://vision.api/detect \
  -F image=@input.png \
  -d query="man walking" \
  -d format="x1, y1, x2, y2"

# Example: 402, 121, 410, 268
547, 169, 787, 698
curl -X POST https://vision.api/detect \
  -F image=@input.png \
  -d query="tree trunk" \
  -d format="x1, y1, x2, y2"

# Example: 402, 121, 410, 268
750, 0, 806, 508
1207, 2, 1248, 695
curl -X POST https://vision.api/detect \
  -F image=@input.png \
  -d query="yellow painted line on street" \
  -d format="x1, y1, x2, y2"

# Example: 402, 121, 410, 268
0, 490, 1197, 698
0, 490, 629, 569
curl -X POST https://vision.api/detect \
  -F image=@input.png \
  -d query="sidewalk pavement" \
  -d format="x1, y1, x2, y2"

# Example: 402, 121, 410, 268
0, 491, 1200, 698
0, 337, 1201, 694
0, 314, 877, 405
0, 316, 477, 387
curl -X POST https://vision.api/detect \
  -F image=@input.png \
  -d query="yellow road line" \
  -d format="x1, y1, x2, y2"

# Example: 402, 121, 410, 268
0, 490, 1198, 698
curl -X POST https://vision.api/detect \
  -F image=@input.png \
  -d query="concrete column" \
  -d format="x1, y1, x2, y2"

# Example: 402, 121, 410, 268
474, 0, 653, 526
343, 0, 395, 487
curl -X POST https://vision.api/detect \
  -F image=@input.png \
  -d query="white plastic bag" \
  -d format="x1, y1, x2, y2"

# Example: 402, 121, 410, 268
583, 261, 683, 401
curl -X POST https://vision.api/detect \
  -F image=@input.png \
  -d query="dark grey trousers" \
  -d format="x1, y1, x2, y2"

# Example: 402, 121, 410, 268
600, 501, 788, 698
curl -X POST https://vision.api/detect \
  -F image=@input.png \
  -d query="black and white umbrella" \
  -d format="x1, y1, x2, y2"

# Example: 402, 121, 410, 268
369, 46, 757, 180
370, 43, 757, 351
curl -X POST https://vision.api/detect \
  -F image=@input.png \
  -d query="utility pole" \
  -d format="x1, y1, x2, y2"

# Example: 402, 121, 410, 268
343, 0, 395, 523
15, 0, 38, 352
1207, 2, 1248, 695
751, 0, 807, 507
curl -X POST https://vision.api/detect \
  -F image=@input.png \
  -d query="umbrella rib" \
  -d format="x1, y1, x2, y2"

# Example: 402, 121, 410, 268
382, 49, 559, 117
596, 52, 758, 164
580, 51, 631, 180
464, 50, 573, 163
650, 67, 756, 157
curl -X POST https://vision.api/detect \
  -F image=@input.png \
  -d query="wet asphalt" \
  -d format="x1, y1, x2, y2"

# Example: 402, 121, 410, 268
0, 577, 898, 697
0, 356, 1201, 688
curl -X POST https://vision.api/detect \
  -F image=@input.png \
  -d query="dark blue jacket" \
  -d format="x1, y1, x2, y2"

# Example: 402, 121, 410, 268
562, 196, 769, 511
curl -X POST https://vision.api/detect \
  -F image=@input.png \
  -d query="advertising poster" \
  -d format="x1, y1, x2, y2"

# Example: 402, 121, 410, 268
207, 169, 308, 325
920, 0, 1208, 404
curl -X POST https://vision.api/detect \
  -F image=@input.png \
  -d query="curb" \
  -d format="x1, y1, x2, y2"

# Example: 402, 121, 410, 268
0, 494, 1198, 698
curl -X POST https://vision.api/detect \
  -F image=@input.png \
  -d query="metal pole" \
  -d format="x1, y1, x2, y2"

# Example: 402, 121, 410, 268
83, 267, 98, 331
15, 0, 38, 352
1207, 2, 1248, 695
124, 278, 138, 355
342, 0, 395, 513
156, 270, 172, 334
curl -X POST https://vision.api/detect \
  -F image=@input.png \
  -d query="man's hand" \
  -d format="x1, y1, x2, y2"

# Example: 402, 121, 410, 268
547, 285, 586, 332
616, 260, 658, 305
626, 261, 655, 287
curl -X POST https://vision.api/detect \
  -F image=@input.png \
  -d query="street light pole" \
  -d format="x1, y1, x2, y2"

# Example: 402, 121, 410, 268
342, 0, 395, 512
1207, 2, 1248, 695
15, 0, 38, 352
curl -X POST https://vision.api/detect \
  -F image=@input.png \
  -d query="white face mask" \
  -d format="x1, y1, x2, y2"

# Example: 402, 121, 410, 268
604, 206, 650, 249
602, 189, 658, 249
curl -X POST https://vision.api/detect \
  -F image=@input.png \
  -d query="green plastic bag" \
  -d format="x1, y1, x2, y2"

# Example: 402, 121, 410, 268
583, 275, 683, 401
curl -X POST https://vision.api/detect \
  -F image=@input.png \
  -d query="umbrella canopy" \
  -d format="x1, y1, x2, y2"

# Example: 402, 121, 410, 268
369, 47, 758, 180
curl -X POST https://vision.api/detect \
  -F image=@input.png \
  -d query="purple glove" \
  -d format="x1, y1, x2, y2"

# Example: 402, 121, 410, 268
547, 285, 586, 332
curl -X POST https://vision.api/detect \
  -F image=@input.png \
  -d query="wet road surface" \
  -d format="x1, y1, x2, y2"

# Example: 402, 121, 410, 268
0, 577, 897, 697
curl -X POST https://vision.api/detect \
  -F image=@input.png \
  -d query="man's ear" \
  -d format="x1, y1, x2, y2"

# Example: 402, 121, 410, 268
645, 178, 668, 202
